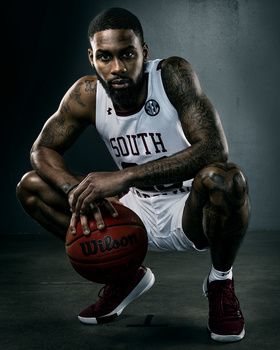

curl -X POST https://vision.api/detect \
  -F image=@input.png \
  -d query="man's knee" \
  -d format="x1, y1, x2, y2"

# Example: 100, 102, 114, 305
193, 162, 248, 207
16, 171, 41, 205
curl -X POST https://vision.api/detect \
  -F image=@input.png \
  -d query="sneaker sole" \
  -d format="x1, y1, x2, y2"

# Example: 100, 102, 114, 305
202, 276, 208, 296
203, 276, 245, 342
78, 268, 155, 325
208, 326, 245, 342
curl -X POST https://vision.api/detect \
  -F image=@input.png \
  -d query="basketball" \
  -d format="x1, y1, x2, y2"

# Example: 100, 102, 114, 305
65, 203, 148, 284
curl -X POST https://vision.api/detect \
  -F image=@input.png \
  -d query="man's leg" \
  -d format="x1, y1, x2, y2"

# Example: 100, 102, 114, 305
16, 171, 155, 324
183, 162, 249, 268
16, 171, 71, 240
182, 162, 250, 342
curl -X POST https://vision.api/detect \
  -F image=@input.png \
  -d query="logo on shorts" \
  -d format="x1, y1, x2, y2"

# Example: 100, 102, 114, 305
145, 99, 160, 116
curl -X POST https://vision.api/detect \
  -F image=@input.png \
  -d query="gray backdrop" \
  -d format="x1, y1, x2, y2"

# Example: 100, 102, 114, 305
8, 0, 280, 233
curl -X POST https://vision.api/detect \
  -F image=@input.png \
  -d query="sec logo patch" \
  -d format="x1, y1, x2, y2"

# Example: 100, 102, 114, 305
145, 99, 160, 116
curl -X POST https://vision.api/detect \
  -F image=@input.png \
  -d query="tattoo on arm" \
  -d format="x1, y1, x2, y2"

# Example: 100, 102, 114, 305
130, 58, 228, 186
36, 115, 85, 153
60, 81, 86, 115
69, 81, 86, 107
133, 149, 201, 186
37, 78, 94, 151
60, 79, 95, 115
85, 79, 97, 93
60, 100, 70, 115
163, 56, 227, 151
162, 58, 199, 115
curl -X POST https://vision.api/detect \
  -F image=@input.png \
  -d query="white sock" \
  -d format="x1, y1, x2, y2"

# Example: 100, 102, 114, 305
209, 266, 233, 282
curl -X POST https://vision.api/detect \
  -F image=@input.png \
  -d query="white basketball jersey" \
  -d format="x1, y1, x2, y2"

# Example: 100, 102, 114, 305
95, 59, 193, 189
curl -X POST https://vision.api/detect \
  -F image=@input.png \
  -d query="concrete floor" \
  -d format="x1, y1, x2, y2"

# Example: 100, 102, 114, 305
1, 230, 279, 350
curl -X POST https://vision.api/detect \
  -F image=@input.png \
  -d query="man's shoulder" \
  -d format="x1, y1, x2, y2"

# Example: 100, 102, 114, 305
159, 57, 201, 108
65, 75, 98, 108
71, 75, 98, 95
160, 56, 192, 72
60, 75, 98, 120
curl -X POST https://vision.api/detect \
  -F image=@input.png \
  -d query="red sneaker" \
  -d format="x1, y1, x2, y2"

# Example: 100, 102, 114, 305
78, 266, 155, 324
203, 277, 245, 342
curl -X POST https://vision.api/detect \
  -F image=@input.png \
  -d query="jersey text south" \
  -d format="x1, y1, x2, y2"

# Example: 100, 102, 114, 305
109, 132, 167, 157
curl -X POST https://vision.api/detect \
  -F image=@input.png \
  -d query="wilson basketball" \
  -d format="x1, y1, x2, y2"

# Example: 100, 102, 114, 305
65, 203, 148, 284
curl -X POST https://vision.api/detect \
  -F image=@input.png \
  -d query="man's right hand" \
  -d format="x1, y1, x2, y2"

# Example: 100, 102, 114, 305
68, 197, 120, 235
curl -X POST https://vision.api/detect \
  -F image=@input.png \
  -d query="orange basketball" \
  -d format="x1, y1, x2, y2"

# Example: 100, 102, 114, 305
65, 203, 148, 284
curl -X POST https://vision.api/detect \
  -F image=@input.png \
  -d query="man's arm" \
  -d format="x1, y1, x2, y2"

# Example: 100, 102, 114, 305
30, 76, 97, 195
123, 56, 228, 187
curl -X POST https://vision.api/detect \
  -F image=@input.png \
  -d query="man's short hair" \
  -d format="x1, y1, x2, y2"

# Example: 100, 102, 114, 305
88, 7, 144, 44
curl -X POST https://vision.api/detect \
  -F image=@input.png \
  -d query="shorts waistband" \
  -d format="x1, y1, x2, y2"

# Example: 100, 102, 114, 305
132, 186, 191, 199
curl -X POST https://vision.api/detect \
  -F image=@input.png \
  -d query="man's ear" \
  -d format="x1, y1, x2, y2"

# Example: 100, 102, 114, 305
143, 42, 149, 61
88, 48, 94, 67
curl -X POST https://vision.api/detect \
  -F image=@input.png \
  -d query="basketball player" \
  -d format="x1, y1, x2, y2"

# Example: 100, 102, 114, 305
16, 8, 250, 342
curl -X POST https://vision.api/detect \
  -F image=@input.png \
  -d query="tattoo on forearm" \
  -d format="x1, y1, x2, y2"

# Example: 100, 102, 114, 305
134, 149, 208, 186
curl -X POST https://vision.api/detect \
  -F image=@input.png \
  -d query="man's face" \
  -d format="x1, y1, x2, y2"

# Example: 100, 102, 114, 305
88, 29, 148, 109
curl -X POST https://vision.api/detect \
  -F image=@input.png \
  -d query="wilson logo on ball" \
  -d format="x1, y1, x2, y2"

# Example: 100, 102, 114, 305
80, 234, 138, 256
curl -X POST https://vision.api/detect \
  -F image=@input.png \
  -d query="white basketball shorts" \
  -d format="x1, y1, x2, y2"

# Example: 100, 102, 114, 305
120, 186, 207, 252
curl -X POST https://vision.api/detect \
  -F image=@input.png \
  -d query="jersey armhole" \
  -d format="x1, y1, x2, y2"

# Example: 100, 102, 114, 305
156, 64, 178, 116
95, 80, 106, 138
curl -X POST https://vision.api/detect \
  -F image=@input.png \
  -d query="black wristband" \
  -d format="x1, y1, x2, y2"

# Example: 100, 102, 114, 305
62, 183, 79, 195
